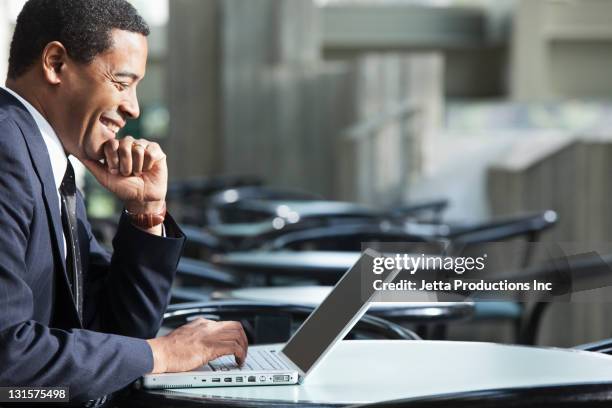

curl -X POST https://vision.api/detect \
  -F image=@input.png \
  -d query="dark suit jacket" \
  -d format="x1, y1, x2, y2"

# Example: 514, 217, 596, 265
0, 88, 186, 402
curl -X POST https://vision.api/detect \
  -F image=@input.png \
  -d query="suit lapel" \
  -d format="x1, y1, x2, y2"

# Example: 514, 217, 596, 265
0, 88, 81, 326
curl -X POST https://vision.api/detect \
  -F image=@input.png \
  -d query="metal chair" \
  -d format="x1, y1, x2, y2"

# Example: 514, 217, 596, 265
170, 287, 212, 304
203, 186, 324, 225
184, 197, 449, 253
167, 175, 263, 225
521, 252, 612, 345
181, 224, 237, 259
176, 258, 241, 287
389, 198, 449, 224
446, 211, 559, 265
443, 211, 559, 344
211, 198, 450, 244
210, 286, 475, 340
170, 258, 242, 304
264, 223, 431, 252
162, 301, 421, 344
574, 338, 612, 355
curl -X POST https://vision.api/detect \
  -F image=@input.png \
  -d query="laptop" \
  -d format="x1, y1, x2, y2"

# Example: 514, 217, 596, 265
142, 248, 400, 389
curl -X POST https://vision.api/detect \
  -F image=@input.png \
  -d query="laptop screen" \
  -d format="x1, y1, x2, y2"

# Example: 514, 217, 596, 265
281, 249, 399, 375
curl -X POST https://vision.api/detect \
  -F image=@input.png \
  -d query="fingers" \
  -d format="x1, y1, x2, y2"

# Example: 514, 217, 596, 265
231, 322, 249, 365
211, 340, 247, 366
197, 320, 249, 366
118, 136, 134, 176
161, 319, 249, 372
142, 142, 165, 172
104, 139, 120, 175
221, 321, 248, 366
233, 338, 247, 366
111, 136, 165, 177
132, 143, 145, 176
215, 322, 248, 353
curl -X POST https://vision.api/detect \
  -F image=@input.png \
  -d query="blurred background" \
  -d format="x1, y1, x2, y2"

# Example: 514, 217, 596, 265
3, 0, 612, 350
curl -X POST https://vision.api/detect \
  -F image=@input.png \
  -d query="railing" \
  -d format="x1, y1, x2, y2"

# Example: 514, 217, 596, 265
339, 99, 422, 206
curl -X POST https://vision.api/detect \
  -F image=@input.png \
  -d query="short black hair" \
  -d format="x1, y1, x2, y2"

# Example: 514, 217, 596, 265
8, 0, 150, 79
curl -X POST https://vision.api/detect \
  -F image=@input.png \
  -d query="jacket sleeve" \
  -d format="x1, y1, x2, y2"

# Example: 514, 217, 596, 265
0, 117, 181, 402
81, 198, 186, 339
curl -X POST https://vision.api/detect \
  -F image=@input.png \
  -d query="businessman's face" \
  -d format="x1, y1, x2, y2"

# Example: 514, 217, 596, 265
57, 29, 147, 161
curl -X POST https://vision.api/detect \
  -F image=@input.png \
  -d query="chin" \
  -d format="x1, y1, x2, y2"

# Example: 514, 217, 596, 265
83, 144, 105, 162
87, 132, 111, 160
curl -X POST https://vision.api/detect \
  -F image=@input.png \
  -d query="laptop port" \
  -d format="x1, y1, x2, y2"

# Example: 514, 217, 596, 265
273, 375, 290, 383
247, 376, 256, 383
212, 378, 221, 383
224, 378, 232, 382
259, 376, 266, 382
236, 377, 243, 383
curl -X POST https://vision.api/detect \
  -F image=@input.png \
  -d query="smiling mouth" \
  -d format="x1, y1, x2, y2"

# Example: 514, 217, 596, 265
100, 117, 122, 134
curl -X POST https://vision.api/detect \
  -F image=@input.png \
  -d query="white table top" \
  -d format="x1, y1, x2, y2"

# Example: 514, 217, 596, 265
161, 340, 612, 405
235, 200, 380, 218
214, 251, 361, 271
212, 286, 474, 314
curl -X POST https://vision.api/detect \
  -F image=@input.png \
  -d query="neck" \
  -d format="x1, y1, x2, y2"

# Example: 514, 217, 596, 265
6, 76, 51, 122
6, 75, 71, 156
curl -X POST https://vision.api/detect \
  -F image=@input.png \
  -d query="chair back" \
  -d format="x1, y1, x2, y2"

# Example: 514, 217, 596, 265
266, 223, 430, 252
163, 301, 420, 344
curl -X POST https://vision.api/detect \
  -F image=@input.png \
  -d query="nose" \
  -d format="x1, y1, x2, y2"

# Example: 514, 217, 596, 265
120, 87, 140, 119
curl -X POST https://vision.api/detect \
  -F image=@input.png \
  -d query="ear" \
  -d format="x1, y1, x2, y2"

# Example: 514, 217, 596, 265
41, 41, 68, 85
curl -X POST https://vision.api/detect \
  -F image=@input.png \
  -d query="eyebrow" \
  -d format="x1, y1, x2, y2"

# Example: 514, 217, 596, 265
114, 71, 140, 81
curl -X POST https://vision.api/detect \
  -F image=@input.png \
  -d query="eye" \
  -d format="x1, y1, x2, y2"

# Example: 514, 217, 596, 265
113, 81, 129, 91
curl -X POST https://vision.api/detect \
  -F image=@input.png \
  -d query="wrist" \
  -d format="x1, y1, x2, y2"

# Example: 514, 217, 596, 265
124, 200, 166, 234
146, 338, 168, 374
125, 199, 166, 215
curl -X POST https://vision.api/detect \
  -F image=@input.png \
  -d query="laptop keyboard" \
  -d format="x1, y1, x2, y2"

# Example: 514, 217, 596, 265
208, 349, 290, 372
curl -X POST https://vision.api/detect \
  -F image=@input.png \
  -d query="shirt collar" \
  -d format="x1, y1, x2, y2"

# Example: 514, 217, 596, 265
2, 86, 68, 191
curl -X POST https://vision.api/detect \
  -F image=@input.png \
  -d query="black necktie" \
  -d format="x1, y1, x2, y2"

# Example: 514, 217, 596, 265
62, 164, 108, 407
60, 160, 83, 322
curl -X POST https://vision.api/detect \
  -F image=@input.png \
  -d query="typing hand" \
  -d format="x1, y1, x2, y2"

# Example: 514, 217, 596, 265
146, 318, 249, 374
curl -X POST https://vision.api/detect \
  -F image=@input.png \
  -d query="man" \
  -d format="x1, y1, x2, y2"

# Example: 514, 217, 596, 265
0, 0, 247, 404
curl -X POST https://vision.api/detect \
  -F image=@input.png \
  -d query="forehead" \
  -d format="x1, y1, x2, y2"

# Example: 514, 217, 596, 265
95, 29, 148, 76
